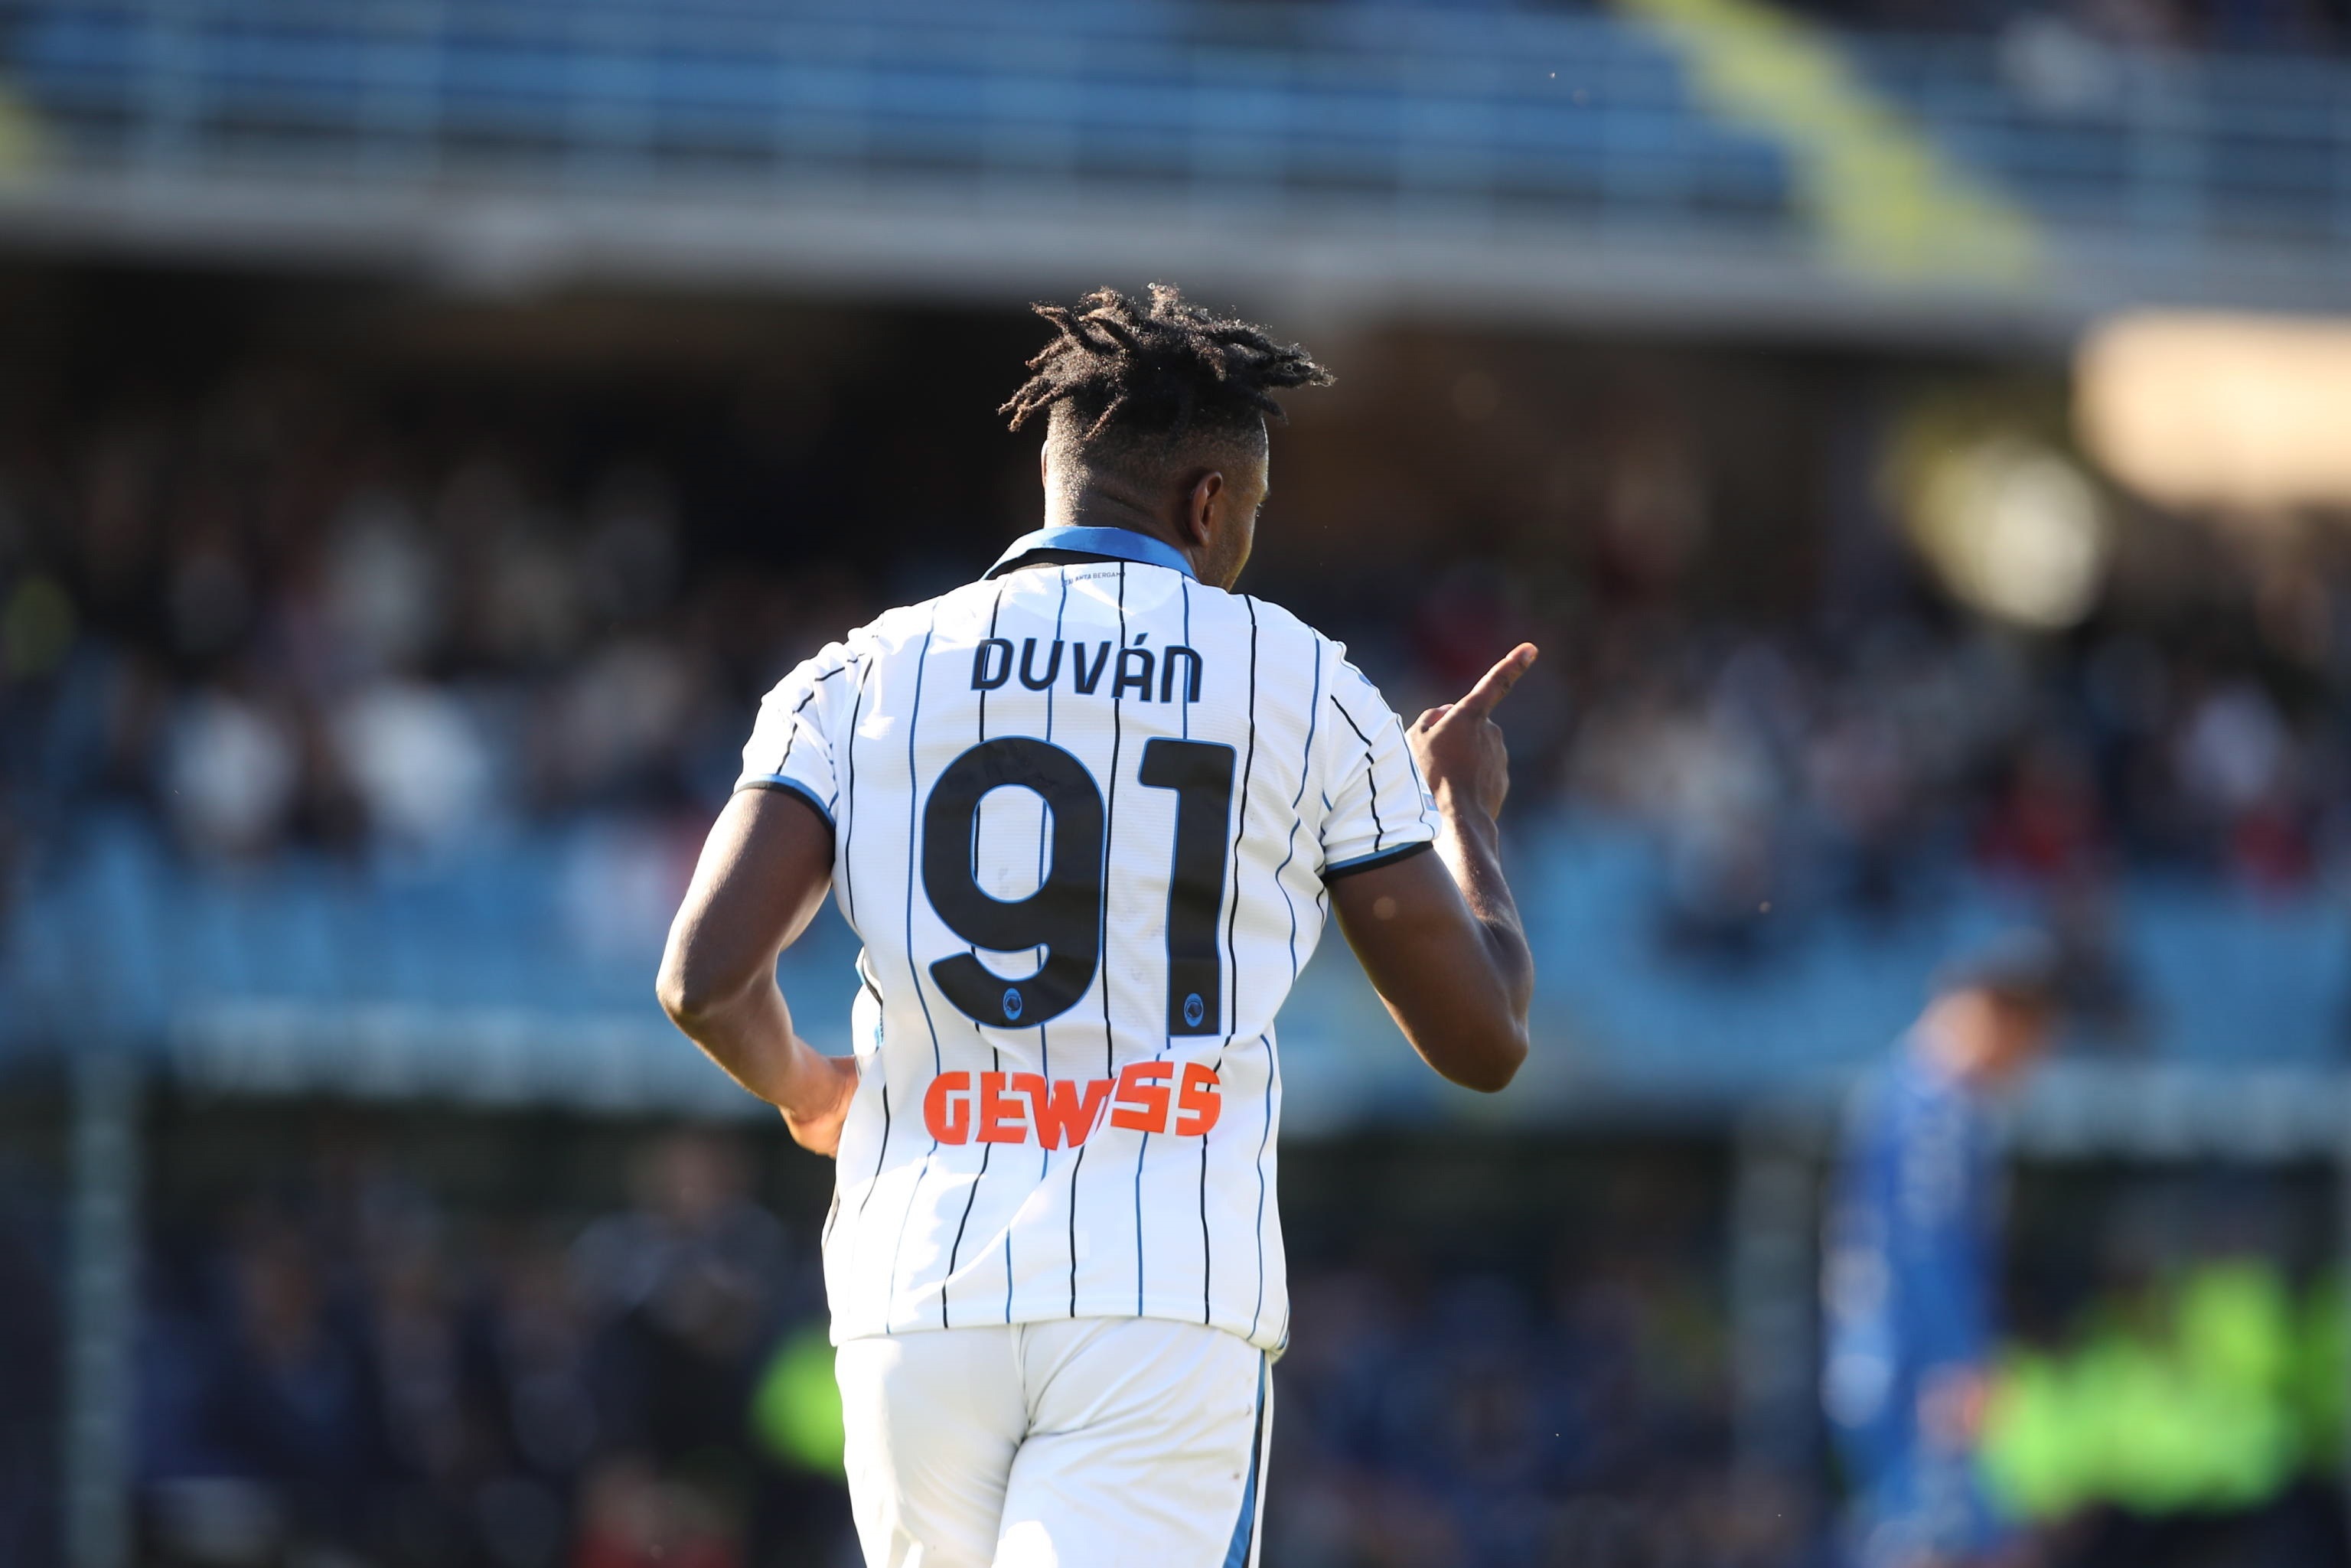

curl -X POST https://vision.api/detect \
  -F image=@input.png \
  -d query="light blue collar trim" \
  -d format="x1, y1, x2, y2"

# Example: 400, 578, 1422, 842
983, 525, 1198, 582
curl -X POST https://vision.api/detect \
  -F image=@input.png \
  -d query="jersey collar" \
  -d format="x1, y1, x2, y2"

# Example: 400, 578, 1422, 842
983, 525, 1198, 582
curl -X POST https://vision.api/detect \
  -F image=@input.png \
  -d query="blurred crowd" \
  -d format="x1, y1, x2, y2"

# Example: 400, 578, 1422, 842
1542, 601, 2338, 979
109, 1123, 1760, 1568
1269, 1237, 1786, 1567
137, 1129, 843, 1568
1374, 536, 2343, 1010
0, 370, 866, 880
3, 366, 2346, 1003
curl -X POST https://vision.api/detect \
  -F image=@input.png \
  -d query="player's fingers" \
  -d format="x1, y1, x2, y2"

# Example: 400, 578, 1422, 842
1415, 705, 1453, 731
1452, 644, 1538, 719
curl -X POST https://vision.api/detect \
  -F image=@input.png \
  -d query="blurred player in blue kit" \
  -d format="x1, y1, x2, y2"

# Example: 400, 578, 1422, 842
1824, 936, 2060, 1568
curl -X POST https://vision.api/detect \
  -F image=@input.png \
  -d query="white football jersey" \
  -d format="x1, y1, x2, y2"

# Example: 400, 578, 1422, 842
735, 525, 1436, 1353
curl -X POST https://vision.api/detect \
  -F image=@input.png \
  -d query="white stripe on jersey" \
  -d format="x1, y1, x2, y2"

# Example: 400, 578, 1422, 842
735, 526, 1436, 1353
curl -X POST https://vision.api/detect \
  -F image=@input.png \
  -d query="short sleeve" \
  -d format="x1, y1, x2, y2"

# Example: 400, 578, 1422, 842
733, 645, 853, 826
1316, 651, 1440, 879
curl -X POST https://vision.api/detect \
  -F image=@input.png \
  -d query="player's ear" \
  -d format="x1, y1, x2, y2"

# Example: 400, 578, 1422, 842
1185, 470, 1224, 549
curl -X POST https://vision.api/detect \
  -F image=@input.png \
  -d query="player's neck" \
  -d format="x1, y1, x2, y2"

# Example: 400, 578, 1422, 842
1045, 487, 1198, 572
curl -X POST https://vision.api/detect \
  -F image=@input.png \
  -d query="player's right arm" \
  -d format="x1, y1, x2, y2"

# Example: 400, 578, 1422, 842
657, 787, 857, 1155
1329, 645, 1537, 1093
658, 650, 859, 1156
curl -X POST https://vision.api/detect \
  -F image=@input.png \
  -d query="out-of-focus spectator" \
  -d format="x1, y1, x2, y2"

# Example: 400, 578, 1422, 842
572, 1452, 740, 1568
2044, 877, 2142, 1047
322, 491, 442, 680
2174, 680, 2314, 892
1975, 733, 2104, 886
214, 1214, 381, 1545
164, 683, 301, 859
331, 680, 501, 855
572, 1134, 796, 1467
487, 1227, 602, 1483
547, 640, 706, 808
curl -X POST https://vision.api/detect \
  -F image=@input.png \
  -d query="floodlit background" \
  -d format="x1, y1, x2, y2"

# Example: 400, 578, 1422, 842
2, 2, 2350, 1565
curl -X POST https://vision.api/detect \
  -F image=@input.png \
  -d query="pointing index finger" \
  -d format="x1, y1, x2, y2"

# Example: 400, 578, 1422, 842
1453, 644, 1538, 719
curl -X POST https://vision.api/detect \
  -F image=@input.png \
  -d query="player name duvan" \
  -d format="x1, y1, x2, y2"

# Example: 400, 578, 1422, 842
968, 633, 1206, 705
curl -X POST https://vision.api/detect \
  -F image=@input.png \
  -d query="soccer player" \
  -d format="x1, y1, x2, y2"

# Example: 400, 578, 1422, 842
1822, 935, 2059, 1568
657, 284, 1536, 1568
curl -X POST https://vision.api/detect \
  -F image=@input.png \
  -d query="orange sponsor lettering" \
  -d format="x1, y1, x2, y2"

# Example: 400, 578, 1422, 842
920, 1067, 1219, 1146
1174, 1060, 1221, 1136
1034, 1077, 1112, 1149
1110, 1061, 1176, 1133
924, 1071, 976, 1144
979, 1071, 1031, 1143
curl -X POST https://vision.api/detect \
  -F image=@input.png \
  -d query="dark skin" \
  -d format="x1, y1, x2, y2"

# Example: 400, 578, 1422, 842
658, 429, 1536, 1154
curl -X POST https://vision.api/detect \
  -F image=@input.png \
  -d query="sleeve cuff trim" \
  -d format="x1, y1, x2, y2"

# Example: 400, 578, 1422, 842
1321, 838, 1434, 882
734, 776, 837, 830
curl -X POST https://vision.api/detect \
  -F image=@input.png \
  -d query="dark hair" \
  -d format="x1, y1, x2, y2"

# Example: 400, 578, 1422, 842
1935, 928, 2063, 1012
999, 283, 1332, 466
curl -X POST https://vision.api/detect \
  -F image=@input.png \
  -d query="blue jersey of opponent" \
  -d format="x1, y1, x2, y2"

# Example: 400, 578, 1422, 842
1822, 1041, 2004, 1561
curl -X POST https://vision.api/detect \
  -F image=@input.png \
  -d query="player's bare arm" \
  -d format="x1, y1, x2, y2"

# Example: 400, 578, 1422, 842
656, 789, 856, 1156
1329, 644, 1538, 1093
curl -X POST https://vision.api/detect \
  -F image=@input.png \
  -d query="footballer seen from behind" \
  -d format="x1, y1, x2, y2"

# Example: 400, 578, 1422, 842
657, 283, 1537, 1568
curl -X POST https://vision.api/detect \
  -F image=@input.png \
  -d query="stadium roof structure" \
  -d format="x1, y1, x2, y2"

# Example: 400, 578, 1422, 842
0, 0, 2344, 344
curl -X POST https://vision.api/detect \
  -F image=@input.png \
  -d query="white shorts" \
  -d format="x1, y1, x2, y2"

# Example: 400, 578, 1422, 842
835, 1317, 1271, 1568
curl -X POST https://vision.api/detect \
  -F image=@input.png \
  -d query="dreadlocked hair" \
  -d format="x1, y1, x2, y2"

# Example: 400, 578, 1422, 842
999, 283, 1332, 457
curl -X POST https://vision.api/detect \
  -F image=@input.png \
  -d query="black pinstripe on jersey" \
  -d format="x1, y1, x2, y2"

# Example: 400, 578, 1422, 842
1202, 593, 1260, 1321
1069, 560, 1127, 1317
942, 584, 1011, 1325
883, 614, 945, 1322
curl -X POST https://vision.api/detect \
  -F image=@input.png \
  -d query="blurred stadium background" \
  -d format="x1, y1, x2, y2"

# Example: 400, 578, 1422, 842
2, 1, 2351, 1564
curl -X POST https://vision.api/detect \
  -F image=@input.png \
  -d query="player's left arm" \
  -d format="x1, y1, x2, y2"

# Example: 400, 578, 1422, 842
657, 787, 856, 1156
1329, 646, 1537, 1093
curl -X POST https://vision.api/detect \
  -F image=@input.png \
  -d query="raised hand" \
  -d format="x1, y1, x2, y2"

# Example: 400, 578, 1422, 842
1408, 644, 1537, 824
1335, 641, 1541, 1094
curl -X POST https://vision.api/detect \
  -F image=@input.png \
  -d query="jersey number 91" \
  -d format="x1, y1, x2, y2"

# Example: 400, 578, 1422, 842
919, 736, 1236, 1038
